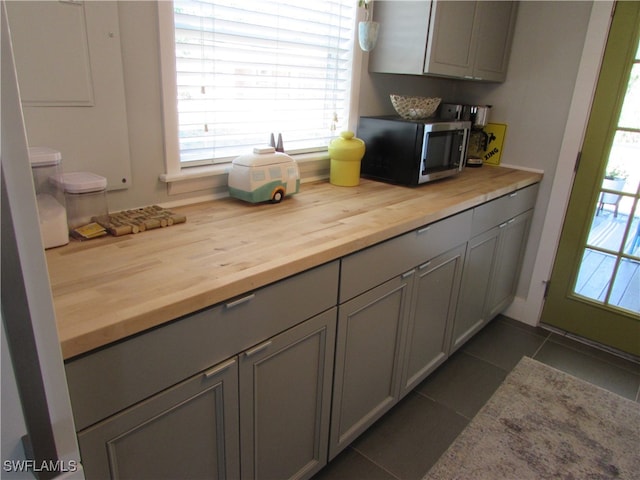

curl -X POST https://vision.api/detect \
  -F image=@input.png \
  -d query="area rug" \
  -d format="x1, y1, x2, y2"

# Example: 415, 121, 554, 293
424, 356, 640, 479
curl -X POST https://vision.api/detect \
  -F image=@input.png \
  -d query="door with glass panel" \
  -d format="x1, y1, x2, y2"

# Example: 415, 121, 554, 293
541, 1, 640, 356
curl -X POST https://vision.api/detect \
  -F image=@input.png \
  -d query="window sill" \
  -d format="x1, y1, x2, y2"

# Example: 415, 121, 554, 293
158, 151, 331, 197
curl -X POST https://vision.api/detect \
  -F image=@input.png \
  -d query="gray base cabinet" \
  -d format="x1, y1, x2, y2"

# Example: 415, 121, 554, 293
67, 262, 339, 480
239, 308, 336, 480
330, 211, 472, 459
78, 357, 240, 480
487, 210, 533, 318
78, 307, 338, 480
369, 0, 518, 82
400, 243, 466, 396
451, 226, 502, 352
329, 274, 412, 459
451, 186, 538, 352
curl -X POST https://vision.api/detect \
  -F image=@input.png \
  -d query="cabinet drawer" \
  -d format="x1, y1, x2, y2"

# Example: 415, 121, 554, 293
415, 209, 472, 261
66, 261, 339, 431
340, 211, 471, 302
340, 231, 421, 303
78, 356, 240, 480
471, 184, 538, 236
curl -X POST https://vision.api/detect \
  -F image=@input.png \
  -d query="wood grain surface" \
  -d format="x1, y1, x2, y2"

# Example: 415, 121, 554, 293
46, 166, 542, 359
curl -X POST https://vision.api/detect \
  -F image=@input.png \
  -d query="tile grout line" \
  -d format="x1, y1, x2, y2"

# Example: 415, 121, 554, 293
414, 388, 476, 422
348, 446, 404, 480
531, 334, 550, 360
459, 349, 511, 375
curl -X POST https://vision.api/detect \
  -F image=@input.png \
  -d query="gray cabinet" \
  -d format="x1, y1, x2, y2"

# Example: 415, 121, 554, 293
331, 211, 472, 459
471, 1, 519, 82
400, 243, 466, 396
239, 308, 336, 480
78, 307, 338, 480
66, 262, 339, 431
451, 186, 538, 352
486, 210, 533, 318
78, 357, 240, 480
330, 273, 412, 459
67, 262, 340, 479
450, 225, 502, 352
369, 0, 518, 82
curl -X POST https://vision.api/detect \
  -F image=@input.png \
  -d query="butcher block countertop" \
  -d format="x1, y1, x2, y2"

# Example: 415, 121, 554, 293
46, 166, 542, 360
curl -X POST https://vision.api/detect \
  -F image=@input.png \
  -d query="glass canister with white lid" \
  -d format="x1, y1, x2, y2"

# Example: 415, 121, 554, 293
50, 172, 108, 231
29, 147, 65, 203
28, 147, 69, 248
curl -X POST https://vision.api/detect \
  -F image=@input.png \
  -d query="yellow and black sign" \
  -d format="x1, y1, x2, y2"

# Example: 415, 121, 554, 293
482, 123, 507, 166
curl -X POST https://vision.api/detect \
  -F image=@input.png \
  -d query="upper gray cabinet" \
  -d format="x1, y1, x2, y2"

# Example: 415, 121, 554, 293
369, 0, 518, 82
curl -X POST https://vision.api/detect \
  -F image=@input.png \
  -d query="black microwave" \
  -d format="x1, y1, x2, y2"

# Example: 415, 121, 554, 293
357, 116, 471, 186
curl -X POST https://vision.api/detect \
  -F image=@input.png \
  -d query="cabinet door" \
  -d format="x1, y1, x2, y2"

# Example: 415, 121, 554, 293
370, 0, 517, 81
451, 226, 501, 352
78, 358, 240, 480
329, 274, 412, 459
401, 244, 466, 396
472, 1, 518, 82
425, 0, 477, 78
239, 308, 337, 480
368, 0, 432, 75
487, 210, 533, 318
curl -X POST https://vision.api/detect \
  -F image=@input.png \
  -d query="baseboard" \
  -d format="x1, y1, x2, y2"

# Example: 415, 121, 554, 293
503, 296, 539, 327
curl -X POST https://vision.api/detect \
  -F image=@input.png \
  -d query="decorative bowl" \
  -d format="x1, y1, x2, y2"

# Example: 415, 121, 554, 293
390, 94, 441, 120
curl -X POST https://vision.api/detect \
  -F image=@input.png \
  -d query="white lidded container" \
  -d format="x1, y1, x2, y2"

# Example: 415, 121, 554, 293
51, 172, 108, 230
29, 147, 69, 249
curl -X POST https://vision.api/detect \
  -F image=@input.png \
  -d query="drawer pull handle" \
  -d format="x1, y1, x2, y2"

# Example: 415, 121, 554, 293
419, 261, 431, 270
499, 222, 508, 228
417, 226, 430, 235
204, 358, 236, 378
245, 341, 272, 358
401, 269, 416, 279
226, 294, 256, 309
509, 192, 518, 198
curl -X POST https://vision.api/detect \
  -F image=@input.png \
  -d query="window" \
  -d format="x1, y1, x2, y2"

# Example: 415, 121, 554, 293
159, 0, 358, 175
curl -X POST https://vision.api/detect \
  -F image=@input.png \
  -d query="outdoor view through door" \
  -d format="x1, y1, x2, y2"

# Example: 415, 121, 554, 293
578, 40, 640, 314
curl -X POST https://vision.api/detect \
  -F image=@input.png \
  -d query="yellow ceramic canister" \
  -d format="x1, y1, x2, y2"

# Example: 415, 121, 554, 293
328, 131, 366, 186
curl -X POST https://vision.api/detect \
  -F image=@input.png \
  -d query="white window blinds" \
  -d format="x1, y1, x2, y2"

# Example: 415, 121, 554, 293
171, 0, 356, 166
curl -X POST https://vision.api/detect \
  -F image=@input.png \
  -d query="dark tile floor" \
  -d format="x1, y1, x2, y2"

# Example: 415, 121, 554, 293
313, 315, 640, 480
